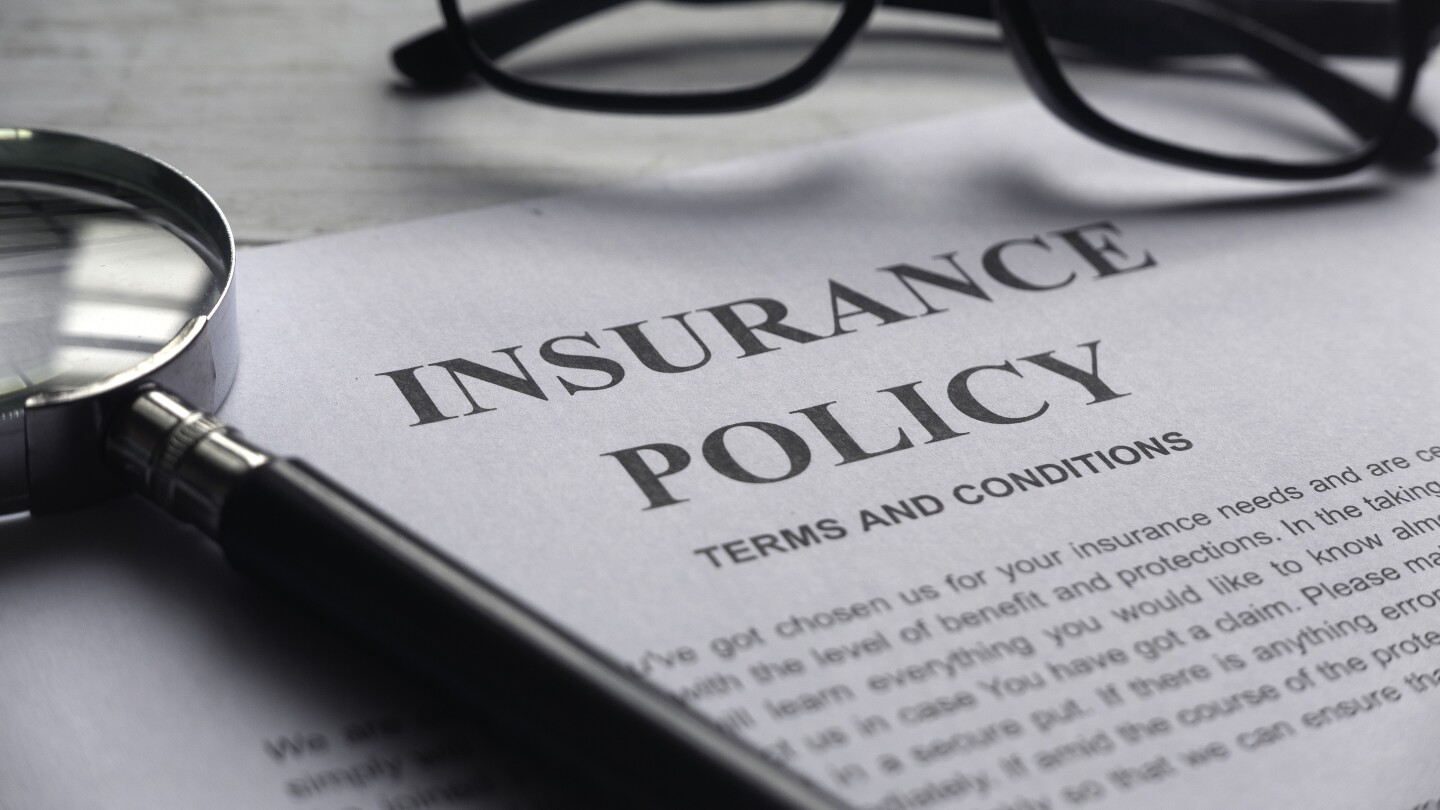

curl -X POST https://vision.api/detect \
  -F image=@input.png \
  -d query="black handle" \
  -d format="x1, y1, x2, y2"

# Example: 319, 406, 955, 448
218, 458, 847, 810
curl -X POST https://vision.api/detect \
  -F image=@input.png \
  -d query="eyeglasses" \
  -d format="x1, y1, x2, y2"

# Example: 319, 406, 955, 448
392, 0, 1438, 179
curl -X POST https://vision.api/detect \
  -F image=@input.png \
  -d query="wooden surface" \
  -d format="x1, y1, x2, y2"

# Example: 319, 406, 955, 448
3, 0, 1027, 245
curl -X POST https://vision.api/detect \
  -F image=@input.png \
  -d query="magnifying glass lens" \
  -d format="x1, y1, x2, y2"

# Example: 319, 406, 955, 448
0, 180, 224, 411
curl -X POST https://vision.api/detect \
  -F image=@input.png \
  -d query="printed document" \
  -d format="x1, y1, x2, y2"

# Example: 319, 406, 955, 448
4, 99, 1440, 810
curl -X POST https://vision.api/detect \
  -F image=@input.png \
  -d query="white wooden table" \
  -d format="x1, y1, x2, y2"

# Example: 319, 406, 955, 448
3, 0, 1027, 245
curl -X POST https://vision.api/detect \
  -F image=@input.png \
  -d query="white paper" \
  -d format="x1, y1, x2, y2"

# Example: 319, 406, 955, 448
6, 96, 1440, 810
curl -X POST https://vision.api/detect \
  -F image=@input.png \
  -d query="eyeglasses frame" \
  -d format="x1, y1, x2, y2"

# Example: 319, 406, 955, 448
425, 0, 1437, 180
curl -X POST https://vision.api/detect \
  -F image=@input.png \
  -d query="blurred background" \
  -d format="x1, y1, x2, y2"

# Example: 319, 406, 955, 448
1, 0, 1028, 245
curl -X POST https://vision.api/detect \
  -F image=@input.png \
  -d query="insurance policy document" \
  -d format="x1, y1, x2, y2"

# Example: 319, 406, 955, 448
5, 100, 1440, 810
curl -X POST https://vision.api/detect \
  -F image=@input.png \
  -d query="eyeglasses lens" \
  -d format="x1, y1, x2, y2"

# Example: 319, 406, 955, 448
1030, 0, 1405, 164
457, 0, 848, 95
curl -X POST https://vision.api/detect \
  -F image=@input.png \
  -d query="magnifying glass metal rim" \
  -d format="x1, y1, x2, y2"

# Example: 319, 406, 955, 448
0, 127, 237, 515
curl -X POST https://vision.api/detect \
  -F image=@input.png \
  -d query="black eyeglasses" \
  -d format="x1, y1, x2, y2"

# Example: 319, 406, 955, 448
393, 0, 1438, 180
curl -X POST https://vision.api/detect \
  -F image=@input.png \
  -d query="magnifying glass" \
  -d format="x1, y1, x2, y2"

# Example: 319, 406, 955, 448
0, 128, 843, 810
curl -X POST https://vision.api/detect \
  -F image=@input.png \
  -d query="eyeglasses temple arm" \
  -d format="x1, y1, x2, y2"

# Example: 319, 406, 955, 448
1238, 25, 1436, 165
882, 0, 1408, 58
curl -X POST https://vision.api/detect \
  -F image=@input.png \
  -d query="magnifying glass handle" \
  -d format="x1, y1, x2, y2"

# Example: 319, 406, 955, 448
106, 388, 847, 810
